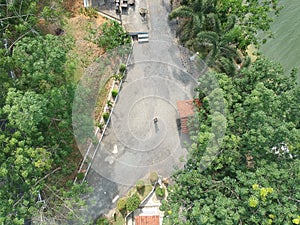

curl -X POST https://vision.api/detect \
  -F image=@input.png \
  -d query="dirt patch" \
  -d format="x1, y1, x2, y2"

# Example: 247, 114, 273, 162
63, 0, 84, 16
63, 2, 107, 81
65, 15, 106, 79
62, 1, 114, 123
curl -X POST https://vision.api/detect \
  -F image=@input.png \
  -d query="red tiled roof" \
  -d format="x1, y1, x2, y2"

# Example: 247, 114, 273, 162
176, 99, 196, 118
177, 99, 201, 134
135, 215, 160, 225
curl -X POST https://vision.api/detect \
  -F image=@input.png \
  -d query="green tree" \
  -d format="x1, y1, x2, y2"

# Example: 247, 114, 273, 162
93, 21, 131, 51
162, 162, 299, 225
0, 2, 93, 224
126, 194, 141, 212
3, 88, 46, 134
0, 0, 65, 44
189, 14, 251, 75
0, 131, 52, 224
216, 0, 281, 49
0, 52, 14, 107
169, 0, 281, 68
169, 0, 215, 43
162, 57, 300, 224
11, 35, 72, 92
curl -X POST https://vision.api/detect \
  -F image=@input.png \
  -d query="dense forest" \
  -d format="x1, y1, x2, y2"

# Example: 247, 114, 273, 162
0, 0, 131, 223
162, 0, 300, 224
0, 1, 91, 224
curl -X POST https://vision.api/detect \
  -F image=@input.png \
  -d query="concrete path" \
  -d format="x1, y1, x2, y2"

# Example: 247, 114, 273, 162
81, 0, 199, 222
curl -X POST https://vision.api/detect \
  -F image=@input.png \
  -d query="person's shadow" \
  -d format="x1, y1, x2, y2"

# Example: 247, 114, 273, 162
154, 122, 159, 133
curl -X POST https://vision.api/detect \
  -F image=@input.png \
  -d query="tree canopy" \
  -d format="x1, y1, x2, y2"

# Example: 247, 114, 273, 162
161, 57, 300, 224
169, 0, 280, 73
0, 2, 89, 223
165, 1, 299, 224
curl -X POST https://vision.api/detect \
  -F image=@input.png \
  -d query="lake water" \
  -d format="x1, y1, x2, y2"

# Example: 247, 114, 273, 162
261, 0, 300, 84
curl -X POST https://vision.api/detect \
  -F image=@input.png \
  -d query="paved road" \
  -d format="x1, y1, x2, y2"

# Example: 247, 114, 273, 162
81, 0, 199, 222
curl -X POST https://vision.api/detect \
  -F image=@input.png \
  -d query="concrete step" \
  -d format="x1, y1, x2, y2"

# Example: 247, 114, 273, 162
138, 33, 149, 43
138, 33, 149, 38
138, 38, 149, 43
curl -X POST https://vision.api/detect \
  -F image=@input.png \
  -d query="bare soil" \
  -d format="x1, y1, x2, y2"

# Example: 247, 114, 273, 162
65, 15, 106, 80
63, 0, 83, 16
62, 0, 107, 81
64, 0, 113, 138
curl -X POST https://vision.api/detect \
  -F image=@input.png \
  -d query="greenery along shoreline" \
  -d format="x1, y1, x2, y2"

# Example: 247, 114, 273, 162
162, 0, 300, 224
169, 0, 281, 75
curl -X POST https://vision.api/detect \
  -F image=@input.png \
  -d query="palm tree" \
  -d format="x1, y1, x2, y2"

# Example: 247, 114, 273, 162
170, 1, 251, 76
214, 57, 237, 76
196, 30, 239, 64
169, 0, 217, 43
191, 15, 251, 75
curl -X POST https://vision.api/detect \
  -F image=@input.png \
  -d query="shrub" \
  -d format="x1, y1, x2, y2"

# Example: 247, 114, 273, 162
96, 21, 130, 50
126, 194, 141, 212
117, 197, 127, 211
119, 63, 127, 73
155, 187, 165, 198
113, 74, 124, 82
149, 172, 158, 185
107, 100, 113, 108
111, 89, 118, 98
96, 122, 105, 130
136, 180, 145, 192
81, 7, 98, 18
77, 172, 84, 181
102, 112, 110, 121
95, 217, 110, 225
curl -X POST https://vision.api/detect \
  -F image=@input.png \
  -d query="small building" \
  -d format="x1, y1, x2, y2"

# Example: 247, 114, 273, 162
125, 182, 164, 225
176, 99, 200, 134
87, 0, 149, 38
134, 215, 160, 225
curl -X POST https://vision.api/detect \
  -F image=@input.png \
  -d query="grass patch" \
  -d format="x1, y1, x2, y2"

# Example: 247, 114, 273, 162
95, 78, 113, 122
63, 14, 106, 82
127, 184, 153, 205
138, 184, 153, 200
109, 184, 153, 225
112, 211, 125, 225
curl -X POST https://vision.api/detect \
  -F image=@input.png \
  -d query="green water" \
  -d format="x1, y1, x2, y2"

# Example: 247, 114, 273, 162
261, 0, 300, 84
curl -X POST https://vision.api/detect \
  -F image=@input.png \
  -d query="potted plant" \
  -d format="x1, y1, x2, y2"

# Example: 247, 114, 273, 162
149, 172, 158, 185
119, 63, 127, 74
113, 74, 124, 83
111, 89, 118, 98
155, 186, 165, 199
96, 122, 105, 131
102, 112, 110, 122
107, 100, 113, 110
136, 180, 145, 193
